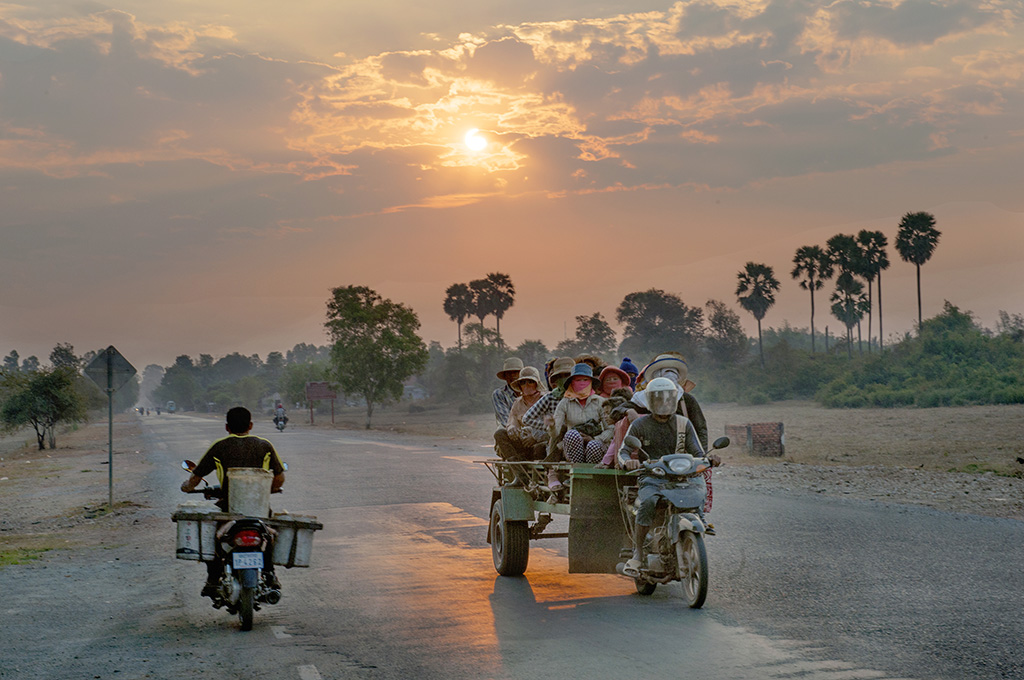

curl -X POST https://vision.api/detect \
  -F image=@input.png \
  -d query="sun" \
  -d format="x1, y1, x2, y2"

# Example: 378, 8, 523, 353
464, 128, 488, 152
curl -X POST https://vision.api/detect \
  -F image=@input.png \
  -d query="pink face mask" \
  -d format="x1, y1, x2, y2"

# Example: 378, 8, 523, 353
571, 377, 593, 395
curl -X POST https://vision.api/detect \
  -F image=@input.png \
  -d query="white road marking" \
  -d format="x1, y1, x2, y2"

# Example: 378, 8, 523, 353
297, 665, 323, 680
271, 625, 292, 639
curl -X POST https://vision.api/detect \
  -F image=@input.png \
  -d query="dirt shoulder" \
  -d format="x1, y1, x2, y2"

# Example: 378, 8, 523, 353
312, 399, 1024, 521
0, 415, 151, 559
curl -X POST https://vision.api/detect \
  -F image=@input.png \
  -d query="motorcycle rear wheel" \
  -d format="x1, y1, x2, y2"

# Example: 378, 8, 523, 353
676, 531, 708, 608
238, 586, 255, 631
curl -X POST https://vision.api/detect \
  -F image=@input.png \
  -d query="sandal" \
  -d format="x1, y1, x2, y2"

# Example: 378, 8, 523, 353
623, 558, 642, 578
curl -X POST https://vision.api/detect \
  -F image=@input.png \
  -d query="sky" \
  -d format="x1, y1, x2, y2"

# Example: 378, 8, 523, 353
1, 0, 1023, 370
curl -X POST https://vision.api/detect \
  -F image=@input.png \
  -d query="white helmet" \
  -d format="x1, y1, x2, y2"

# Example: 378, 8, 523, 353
645, 377, 678, 416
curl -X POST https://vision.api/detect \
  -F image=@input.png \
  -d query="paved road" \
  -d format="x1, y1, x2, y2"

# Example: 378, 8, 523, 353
5, 415, 1024, 680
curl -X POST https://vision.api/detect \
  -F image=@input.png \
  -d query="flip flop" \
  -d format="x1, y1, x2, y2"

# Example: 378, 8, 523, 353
623, 558, 641, 578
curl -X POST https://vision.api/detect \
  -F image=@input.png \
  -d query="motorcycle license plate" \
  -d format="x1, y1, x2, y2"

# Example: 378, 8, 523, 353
232, 552, 264, 569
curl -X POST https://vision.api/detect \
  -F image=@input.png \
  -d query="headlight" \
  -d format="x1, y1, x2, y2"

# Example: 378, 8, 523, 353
667, 456, 695, 474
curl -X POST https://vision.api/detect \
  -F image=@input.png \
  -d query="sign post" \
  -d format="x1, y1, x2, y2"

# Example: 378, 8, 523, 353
304, 382, 338, 425
83, 346, 137, 509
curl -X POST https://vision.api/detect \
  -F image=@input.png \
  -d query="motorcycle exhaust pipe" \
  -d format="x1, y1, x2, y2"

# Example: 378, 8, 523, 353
264, 589, 281, 605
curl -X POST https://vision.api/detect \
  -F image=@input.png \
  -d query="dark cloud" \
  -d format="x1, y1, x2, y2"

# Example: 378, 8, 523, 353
830, 0, 997, 46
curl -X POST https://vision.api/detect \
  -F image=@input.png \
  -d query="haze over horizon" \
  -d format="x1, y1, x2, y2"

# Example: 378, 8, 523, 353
2, 0, 1022, 369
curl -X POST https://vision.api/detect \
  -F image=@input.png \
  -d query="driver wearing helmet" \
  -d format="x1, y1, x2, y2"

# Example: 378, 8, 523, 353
618, 377, 719, 578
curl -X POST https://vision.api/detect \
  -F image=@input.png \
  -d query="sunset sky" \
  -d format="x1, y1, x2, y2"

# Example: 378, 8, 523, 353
2, 0, 1022, 369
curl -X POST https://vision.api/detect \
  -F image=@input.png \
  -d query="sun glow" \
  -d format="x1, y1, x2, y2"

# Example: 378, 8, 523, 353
464, 128, 487, 152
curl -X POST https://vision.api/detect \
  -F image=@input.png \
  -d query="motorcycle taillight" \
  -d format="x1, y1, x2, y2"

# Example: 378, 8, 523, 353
233, 529, 262, 548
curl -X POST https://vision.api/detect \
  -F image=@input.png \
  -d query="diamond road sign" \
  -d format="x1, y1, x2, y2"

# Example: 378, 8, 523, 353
83, 346, 137, 392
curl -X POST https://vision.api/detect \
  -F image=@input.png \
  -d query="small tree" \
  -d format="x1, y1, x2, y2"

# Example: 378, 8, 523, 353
736, 262, 780, 368
557, 313, 617, 360
704, 300, 749, 366
856, 230, 890, 350
485, 272, 516, 346
616, 289, 704, 362
325, 285, 428, 429
895, 211, 942, 331
0, 366, 86, 450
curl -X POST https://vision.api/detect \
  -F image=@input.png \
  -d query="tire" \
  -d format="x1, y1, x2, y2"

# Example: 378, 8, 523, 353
676, 531, 708, 609
238, 586, 255, 631
490, 500, 529, 576
635, 579, 657, 596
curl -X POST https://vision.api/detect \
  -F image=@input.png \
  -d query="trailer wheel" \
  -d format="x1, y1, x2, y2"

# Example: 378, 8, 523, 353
490, 500, 529, 576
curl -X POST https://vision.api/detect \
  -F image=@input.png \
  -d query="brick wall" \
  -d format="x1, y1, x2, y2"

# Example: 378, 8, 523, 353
724, 422, 785, 457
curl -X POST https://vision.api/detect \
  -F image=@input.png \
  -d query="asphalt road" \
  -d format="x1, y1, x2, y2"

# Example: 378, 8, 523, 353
5, 415, 1024, 680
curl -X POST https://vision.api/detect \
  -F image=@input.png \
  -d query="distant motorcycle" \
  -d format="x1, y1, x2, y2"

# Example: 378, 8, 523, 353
617, 435, 729, 608
273, 413, 288, 431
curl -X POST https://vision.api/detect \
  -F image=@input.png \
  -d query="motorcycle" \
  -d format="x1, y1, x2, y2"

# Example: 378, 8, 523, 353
273, 414, 287, 431
616, 435, 729, 608
179, 460, 283, 631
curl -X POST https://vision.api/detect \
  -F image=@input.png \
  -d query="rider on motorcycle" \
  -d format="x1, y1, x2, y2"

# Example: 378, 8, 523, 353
273, 402, 288, 428
180, 406, 286, 597
617, 378, 720, 578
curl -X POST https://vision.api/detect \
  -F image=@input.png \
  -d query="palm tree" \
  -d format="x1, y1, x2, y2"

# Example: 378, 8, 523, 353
468, 278, 492, 335
830, 275, 869, 358
826, 233, 866, 353
736, 262, 780, 368
485, 272, 516, 346
791, 245, 833, 353
442, 283, 475, 352
895, 211, 941, 331
856, 230, 890, 350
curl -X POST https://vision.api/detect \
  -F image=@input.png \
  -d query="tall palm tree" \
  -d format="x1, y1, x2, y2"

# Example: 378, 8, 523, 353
830, 275, 869, 359
895, 211, 941, 331
736, 262, 780, 368
791, 245, 833, 353
468, 278, 492, 333
442, 283, 475, 352
856, 230, 890, 350
826, 233, 866, 353
485, 272, 516, 346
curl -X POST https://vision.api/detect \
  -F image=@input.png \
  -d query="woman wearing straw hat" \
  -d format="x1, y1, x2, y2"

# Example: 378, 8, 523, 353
493, 366, 548, 462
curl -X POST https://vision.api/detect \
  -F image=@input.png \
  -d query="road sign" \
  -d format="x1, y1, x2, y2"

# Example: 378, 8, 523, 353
82, 346, 137, 509
84, 346, 137, 392
305, 381, 337, 401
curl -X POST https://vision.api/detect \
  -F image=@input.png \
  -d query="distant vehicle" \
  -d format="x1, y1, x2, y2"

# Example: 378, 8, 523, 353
167, 401, 177, 414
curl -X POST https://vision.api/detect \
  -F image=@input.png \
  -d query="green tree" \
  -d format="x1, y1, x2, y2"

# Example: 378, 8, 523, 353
49, 343, 80, 369
325, 285, 428, 429
280, 360, 331, 407
443, 282, 475, 352
616, 289, 704, 363
3, 350, 19, 373
791, 245, 833, 353
895, 211, 942, 331
736, 262, 780, 368
557, 312, 617, 360
857, 230, 890, 350
703, 300, 749, 366
513, 340, 550, 374
0, 366, 86, 450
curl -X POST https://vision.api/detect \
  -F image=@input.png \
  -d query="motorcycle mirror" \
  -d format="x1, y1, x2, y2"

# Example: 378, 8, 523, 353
622, 435, 642, 452
181, 460, 196, 472
282, 462, 289, 471
712, 436, 730, 450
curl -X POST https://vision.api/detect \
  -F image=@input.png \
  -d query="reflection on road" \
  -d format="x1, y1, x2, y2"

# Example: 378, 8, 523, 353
315, 501, 915, 680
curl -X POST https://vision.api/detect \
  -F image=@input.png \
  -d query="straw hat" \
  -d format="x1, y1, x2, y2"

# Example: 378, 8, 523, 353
546, 356, 575, 388
511, 366, 545, 392
637, 352, 687, 389
496, 357, 524, 381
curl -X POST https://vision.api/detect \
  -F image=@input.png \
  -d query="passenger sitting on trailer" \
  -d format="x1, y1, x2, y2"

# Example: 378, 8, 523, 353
494, 366, 548, 463
618, 379, 719, 578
